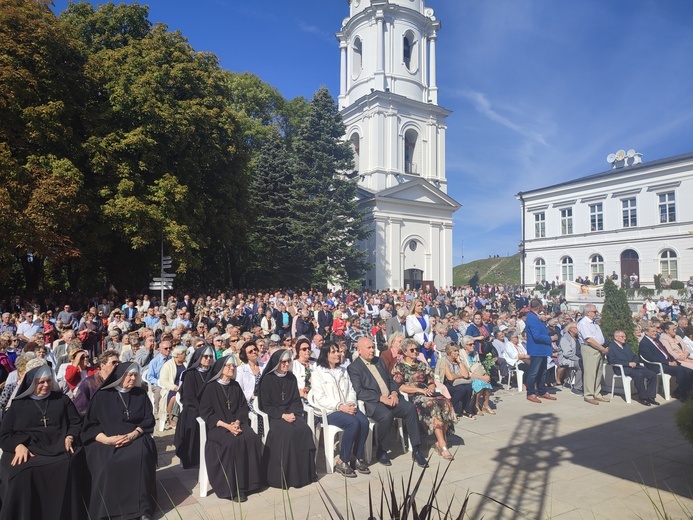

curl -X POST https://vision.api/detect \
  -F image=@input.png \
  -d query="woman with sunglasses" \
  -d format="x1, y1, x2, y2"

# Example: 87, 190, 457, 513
393, 338, 456, 460
72, 349, 120, 416
257, 349, 316, 489
292, 337, 314, 400
174, 346, 215, 468
236, 341, 266, 433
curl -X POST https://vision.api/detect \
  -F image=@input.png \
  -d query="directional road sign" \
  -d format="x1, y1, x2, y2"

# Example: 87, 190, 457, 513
149, 283, 173, 290
153, 275, 176, 282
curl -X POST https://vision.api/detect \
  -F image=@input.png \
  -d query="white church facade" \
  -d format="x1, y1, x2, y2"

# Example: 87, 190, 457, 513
517, 151, 693, 288
337, 0, 460, 290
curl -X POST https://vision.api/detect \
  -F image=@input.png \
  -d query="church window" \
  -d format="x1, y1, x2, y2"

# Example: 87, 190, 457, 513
590, 255, 604, 280
560, 208, 573, 235
659, 191, 676, 223
534, 258, 546, 284
622, 198, 637, 227
409, 240, 418, 251
350, 133, 360, 172
561, 256, 574, 282
403, 31, 418, 72
589, 203, 603, 231
352, 38, 362, 79
660, 250, 678, 279
404, 129, 418, 174
534, 212, 545, 238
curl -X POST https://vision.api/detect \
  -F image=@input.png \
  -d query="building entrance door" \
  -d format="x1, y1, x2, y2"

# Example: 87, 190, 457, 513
620, 249, 640, 288
404, 269, 423, 290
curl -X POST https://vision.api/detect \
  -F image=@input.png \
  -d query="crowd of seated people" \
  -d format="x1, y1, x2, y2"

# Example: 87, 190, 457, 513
1, 282, 692, 512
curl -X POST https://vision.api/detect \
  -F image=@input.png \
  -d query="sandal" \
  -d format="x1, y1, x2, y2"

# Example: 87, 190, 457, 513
476, 406, 484, 416
483, 405, 496, 415
462, 412, 476, 421
439, 447, 454, 461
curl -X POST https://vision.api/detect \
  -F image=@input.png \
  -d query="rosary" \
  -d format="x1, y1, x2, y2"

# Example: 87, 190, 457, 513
33, 400, 49, 428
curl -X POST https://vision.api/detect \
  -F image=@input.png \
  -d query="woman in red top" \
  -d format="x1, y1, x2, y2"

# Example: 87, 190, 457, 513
65, 348, 94, 390
331, 310, 347, 338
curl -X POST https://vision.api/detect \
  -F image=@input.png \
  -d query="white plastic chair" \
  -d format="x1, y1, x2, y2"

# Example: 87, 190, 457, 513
196, 417, 209, 498
640, 356, 673, 401
604, 363, 633, 403
358, 400, 409, 463
506, 363, 524, 392
315, 408, 344, 474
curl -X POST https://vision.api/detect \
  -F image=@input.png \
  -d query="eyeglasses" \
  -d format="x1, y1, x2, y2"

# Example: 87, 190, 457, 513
108, 360, 120, 365
280, 359, 291, 364
161, 347, 171, 351
283, 339, 292, 343
247, 349, 258, 354
299, 347, 310, 352
407, 348, 418, 353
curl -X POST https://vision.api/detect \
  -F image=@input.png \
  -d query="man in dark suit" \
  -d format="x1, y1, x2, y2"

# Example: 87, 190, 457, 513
639, 323, 693, 399
386, 308, 407, 338
347, 337, 427, 468
176, 294, 194, 317
607, 330, 658, 405
317, 303, 333, 336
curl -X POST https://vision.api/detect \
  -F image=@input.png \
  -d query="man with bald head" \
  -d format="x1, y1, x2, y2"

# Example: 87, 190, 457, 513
347, 337, 427, 468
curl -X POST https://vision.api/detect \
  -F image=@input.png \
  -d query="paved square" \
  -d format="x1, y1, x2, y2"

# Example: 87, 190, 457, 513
152, 386, 693, 519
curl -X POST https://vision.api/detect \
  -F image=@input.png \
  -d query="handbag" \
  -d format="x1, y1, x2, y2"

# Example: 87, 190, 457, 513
469, 362, 486, 376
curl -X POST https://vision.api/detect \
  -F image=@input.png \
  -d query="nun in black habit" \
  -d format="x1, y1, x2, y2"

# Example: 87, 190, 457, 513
257, 349, 316, 489
174, 346, 214, 468
198, 354, 264, 502
81, 361, 157, 520
0, 364, 84, 520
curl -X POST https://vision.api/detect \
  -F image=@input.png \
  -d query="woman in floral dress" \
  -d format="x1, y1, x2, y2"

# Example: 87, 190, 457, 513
392, 338, 456, 460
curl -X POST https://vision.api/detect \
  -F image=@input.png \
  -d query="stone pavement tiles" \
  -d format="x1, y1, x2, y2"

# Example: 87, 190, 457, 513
150, 386, 693, 519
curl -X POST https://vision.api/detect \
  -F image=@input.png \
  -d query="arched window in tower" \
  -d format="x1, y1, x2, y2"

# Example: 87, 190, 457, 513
404, 129, 418, 174
350, 133, 360, 172
352, 37, 362, 79
403, 31, 418, 72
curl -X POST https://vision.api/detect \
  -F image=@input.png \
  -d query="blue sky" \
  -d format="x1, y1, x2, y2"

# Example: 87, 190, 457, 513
52, 0, 693, 265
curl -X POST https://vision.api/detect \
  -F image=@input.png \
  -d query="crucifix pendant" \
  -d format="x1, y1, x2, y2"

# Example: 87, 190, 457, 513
226, 399, 231, 410
281, 391, 285, 400
124, 409, 130, 419
41, 416, 48, 428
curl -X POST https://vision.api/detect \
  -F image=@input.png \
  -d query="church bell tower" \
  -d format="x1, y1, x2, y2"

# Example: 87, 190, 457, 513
337, 0, 460, 290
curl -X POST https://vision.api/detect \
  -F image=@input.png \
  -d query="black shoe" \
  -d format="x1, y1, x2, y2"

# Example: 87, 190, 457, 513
648, 398, 661, 406
638, 399, 651, 407
334, 461, 356, 478
377, 452, 392, 466
353, 458, 371, 474
139, 516, 152, 520
412, 450, 428, 468
230, 491, 247, 502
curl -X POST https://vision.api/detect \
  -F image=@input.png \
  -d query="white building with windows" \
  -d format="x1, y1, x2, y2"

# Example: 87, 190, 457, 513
337, 0, 460, 290
517, 151, 693, 288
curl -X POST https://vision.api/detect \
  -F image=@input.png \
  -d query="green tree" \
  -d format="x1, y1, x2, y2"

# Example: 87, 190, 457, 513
291, 87, 370, 288
62, 4, 251, 290
600, 278, 638, 352
0, 0, 89, 290
245, 127, 300, 287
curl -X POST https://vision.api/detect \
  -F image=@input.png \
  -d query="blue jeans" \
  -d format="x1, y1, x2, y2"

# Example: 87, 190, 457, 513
526, 356, 547, 397
327, 410, 370, 461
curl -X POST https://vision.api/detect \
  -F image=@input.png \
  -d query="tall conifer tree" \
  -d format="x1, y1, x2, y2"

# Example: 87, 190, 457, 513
291, 87, 370, 288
